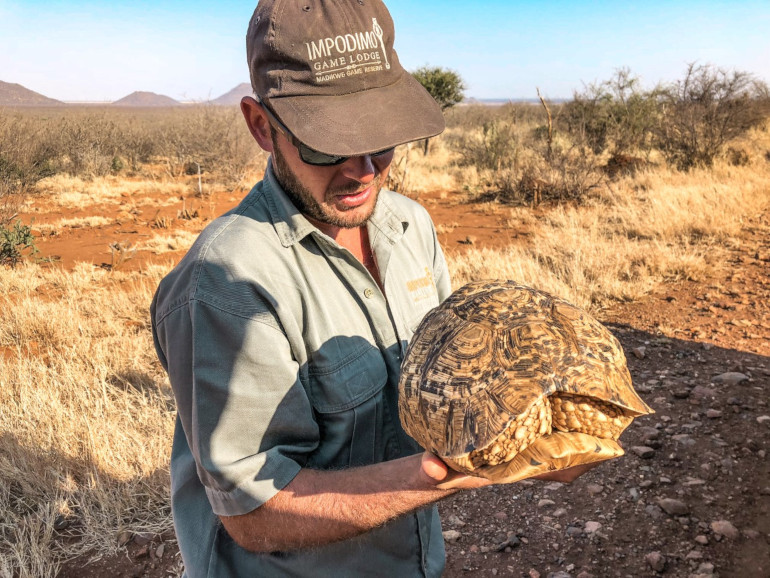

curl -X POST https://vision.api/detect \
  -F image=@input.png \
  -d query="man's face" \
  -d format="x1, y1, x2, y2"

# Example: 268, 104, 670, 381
270, 129, 395, 231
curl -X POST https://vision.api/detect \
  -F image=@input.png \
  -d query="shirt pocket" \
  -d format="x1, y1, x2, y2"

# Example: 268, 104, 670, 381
306, 338, 389, 469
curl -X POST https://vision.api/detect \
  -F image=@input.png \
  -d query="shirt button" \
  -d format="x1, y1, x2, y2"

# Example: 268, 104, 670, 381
364, 288, 375, 299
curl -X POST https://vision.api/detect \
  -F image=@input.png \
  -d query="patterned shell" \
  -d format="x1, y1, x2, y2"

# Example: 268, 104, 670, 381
398, 280, 652, 460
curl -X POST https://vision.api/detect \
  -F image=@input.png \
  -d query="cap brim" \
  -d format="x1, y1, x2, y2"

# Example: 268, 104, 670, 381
268, 71, 445, 157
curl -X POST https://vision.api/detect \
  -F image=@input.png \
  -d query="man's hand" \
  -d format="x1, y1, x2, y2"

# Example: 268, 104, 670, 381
418, 452, 493, 490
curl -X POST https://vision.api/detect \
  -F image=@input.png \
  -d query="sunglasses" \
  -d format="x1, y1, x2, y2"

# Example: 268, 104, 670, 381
258, 97, 395, 166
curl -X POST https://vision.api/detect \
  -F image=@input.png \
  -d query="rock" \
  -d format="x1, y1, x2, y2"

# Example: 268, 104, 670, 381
586, 483, 604, 495
658, 498, 689, 516
710, 520, 739, 539
645, 504, 664, 519
133, 532, 154, 546
544, 482, 564, 491
553, 508, 568, 518
155, 543, 165, 559
695, 535, 709, 545
743, 529, 761, 539
631, 446, 656, 458
528, 570, 541, 578
632, 346, 646, 359
446, 514, 465, 527
576, 572, 594, 578
645, 551, 666, 572
538, 499, 556, 509
546, 572, 572, 578
584, 521, 602, 534
712, 372, 749, 385
686, 550, 703, 560
691, 386, 717, 400
697, 562, 715, 575
757, 415, 770, 424
705, 409, 722, 419
566, 526, 583, 537
117, 531, 132, 546
442, 530, 462, 543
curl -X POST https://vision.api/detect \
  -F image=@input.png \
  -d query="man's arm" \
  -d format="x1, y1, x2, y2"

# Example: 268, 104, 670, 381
220, 452, 597, 553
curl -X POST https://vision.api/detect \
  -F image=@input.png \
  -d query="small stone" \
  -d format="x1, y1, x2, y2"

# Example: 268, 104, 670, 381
538, 499, 556, 509
711, 372, 749, 385
692, 386, 717, 399
155, 543, 165, 559
757, 415, 770, 424
697, 562, 715, 575
686, 550, 703, 560
710, 520, 739, 539
566, 526, 583, 537
528, 570, 541, 578
645, 551, 666, 572
584, 521, 602, 534
494, 511, 508, 520
491, 569, 498, 576
552, 508, 568, 518
576, 572, 594, 578
469, 544, 480, 553
586, 483, 604, 495
134, 545, 150, 559
546, 572, 572, 578
695, 535, 709, 545
117, 531, 131, 546
632, 346, 646, 359
743, 529, 761, 539
133, 532, 154, 546
631, 446, 656, 459
446, 514, 466, 527
705, 409, 722, 419
658, 498, 689, 516
442, 530, 462, 543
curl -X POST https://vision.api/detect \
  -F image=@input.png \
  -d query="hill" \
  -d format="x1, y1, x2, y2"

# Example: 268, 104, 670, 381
0, 80, 63, 106
112, 91, 180, 107
211, 83, 252, 105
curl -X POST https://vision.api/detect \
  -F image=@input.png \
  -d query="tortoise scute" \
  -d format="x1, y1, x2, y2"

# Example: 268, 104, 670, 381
398, 280, 655, 483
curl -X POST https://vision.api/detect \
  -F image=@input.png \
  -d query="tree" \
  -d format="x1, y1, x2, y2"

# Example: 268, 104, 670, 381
654, 63, 768, 170
411, 66, 466, 154
412, 66, 466, 112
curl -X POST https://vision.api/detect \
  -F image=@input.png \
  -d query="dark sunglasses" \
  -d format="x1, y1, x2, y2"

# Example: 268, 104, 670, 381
258, 97, 395, 166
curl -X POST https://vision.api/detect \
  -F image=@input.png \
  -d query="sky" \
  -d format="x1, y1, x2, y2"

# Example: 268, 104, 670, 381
1, 0, 768, 102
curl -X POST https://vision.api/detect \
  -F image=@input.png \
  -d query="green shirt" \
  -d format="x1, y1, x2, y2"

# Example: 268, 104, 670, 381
151, 162, 452, 577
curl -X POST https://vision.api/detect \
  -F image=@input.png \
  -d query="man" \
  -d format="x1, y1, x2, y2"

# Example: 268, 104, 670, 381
152, 1, 590, 576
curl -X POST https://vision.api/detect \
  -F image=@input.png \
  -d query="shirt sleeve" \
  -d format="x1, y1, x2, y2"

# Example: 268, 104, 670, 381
153, 294, 318, 517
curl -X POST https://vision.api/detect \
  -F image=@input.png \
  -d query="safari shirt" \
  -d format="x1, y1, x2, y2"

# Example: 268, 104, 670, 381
151, 161, 452, 577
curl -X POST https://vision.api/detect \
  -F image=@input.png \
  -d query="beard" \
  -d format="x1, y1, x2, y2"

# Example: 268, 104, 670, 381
271, 139, 382, 229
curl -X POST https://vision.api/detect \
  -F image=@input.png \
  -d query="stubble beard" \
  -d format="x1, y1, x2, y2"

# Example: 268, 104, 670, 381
271, 140, 381, 229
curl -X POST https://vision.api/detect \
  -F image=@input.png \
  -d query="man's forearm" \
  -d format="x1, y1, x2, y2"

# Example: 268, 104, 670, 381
220, 453, 455, 553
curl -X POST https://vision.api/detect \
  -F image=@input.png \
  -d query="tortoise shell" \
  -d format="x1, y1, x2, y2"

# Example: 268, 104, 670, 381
398, 280, 654, 482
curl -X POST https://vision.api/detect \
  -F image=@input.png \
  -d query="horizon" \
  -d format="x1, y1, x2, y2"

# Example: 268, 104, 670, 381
1, 0, 768, 102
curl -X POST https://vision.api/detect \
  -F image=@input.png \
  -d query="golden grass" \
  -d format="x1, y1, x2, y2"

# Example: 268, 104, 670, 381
0, 263, 175, 576
2, 115, 769, 575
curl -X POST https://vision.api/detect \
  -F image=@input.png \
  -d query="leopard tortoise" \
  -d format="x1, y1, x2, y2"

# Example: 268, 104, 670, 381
398, 280, 654, 483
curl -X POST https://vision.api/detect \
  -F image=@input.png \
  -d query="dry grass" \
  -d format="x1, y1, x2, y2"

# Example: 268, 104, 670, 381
2, 109, 769, 575
0, 263, 174, 576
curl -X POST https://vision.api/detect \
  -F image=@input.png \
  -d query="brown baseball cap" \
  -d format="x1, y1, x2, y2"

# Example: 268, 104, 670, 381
246, 0, 445, 156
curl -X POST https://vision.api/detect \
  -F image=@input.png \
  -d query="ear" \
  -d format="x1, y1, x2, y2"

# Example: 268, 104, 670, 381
240, 96, 274, 153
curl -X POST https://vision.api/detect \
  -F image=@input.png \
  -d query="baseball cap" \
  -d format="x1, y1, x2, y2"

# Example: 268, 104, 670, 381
246, 0, 445, 157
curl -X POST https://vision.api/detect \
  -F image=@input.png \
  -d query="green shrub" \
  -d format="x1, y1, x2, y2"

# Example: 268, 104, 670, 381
0, 220, 37, 267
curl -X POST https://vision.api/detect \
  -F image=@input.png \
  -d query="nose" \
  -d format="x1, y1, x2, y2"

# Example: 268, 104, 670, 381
340, 154, 376, 184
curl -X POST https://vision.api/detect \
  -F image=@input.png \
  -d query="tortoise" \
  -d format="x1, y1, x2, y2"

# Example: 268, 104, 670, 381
398, 280, 654, 483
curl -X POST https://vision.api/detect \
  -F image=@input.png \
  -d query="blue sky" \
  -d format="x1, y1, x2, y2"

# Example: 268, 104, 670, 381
1, 0, 768, 102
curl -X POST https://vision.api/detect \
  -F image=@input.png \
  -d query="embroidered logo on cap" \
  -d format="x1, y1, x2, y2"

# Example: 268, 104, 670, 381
305, 18, 389, 83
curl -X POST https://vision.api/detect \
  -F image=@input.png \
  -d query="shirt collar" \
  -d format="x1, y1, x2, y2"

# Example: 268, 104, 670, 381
262, 159, 408, 249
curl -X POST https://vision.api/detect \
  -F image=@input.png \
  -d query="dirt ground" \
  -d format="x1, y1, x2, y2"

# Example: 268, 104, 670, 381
22, 185, 769, 578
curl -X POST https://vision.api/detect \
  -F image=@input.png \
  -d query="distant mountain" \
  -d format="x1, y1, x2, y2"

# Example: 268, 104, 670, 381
211, 83, 253, 105
112, 91, 180, 107
0, 80, 63, 106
